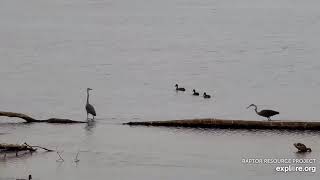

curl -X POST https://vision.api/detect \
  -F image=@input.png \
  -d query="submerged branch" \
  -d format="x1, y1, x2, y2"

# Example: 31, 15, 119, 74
0, 111, 86, 123
24, 142, 54, 152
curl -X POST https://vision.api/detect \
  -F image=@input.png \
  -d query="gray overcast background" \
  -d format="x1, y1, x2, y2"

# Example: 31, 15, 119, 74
0, 0, 320, 179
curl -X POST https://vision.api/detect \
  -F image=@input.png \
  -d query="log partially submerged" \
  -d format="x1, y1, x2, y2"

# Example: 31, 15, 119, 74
0, 142, 53, 153
0, 111, 86, 123
0, 143, 36, 152
124, 119, 320, 130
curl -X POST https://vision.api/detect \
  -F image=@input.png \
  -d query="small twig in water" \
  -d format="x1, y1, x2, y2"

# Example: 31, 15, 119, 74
56, 151, 64, 162
74, 151, 80, 163
24, 142, 53, 152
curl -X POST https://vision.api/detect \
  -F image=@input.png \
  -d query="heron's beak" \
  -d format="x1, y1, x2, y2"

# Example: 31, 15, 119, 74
246, 105, 251, 109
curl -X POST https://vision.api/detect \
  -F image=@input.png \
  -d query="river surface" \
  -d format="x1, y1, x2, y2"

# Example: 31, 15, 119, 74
1, 0, 320, 179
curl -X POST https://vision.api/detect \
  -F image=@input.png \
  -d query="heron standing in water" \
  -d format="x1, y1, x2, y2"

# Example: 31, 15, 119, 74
247, 104, 279, 121
86, 88, 96, 120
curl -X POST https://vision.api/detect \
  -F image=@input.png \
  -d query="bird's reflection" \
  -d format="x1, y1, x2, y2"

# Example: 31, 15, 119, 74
84, 120, 96, 134
294, 151, 311, 159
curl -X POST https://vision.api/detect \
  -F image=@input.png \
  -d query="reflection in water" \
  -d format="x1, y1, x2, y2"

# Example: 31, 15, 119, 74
1, 0, 320, 179
150, 126, 320, 137
0, 151, 49, 162
84, 120, 96, 134
55, 159, 65, 170
294, 151, 312, 159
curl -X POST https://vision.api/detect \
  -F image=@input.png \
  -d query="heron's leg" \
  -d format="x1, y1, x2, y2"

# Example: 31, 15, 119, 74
268, 117, 271, 121
93, 115, 95, 120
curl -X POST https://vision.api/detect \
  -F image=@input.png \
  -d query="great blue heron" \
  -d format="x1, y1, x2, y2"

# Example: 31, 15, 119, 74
203, 92, 211, 98
175, 84, 185, 91
86, 88, 96, 120
192, 89, 199, 96
294, 143, 312, 153
247, 104, 279, 121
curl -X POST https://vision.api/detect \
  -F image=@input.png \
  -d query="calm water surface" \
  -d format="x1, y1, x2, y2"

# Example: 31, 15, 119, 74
1, 0, 320, 179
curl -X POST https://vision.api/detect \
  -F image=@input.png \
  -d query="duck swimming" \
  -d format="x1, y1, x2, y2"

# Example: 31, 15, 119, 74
192, 89, 199, 96
294, 143, 312, 153
175, 84, 185, 91
203, 92, 211, 98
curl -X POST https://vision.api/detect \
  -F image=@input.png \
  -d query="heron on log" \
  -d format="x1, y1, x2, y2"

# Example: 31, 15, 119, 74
247, 104, 279, 121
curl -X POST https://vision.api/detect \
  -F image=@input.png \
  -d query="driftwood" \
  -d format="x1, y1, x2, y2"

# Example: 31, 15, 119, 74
124, 119, 320, 130
0, 111, 86, 123
0, 143, 36, 152
0, 142, 53, 154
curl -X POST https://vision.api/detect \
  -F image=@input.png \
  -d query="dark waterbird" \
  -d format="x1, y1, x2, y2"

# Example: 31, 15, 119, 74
192, 89, 199, 96
175, 84, 185, 91
86, 88, 96, 120
294, 143, 312, 153
247, 104, 279, 121
203, 92, 211, 98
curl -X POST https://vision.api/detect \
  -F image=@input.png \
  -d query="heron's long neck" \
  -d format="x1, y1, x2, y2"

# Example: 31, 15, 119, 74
86, 91, 90, 104
254, 106, 258, 114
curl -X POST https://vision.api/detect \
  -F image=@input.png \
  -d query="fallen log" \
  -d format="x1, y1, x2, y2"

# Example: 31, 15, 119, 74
0, 111, 86, 123
0, 143, 36, 152
0, 142, 53, 157
124, 119, 320, 130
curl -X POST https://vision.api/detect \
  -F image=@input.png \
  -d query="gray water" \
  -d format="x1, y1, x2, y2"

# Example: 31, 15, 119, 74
1, 0, 320, 179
